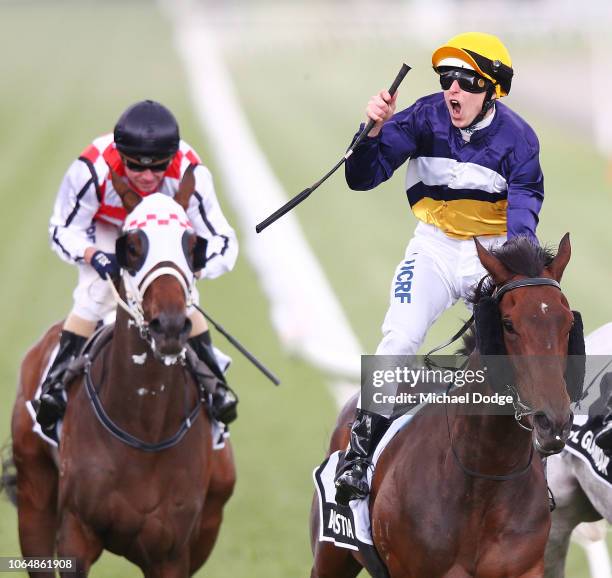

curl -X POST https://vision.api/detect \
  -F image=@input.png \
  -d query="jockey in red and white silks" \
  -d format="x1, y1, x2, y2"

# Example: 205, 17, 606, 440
35, 100, 239, 435
50, 133, 237, 322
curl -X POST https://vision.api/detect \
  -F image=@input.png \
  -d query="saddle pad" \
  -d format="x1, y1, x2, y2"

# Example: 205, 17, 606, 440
26, 343, 229, 451
313, 412, 415, 550
564, 414, 612, 488
26, 344, 62, 447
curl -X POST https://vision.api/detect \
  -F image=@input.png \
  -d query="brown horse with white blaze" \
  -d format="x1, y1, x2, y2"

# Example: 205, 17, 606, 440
311, 234, 584, 578
9, 172, 235, 577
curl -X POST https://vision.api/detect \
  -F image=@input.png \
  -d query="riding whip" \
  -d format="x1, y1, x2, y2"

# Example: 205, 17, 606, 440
194, 304, 281, 386
255, 63, 411, 233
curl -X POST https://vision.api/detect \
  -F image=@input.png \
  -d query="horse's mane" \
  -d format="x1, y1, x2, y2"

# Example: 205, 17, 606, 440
458, 235, 556, 354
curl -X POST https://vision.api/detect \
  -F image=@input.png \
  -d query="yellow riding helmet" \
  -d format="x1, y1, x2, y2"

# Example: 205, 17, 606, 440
432, 32, 513, 98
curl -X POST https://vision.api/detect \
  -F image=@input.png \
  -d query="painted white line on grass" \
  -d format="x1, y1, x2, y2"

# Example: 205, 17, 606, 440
166, 0, 360, 404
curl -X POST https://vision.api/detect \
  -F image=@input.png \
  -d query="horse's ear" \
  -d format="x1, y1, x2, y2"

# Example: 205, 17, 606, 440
111, 169, 141, 213
548, 233, 571, 282
174, 164, 196, 211
181, 230, 208, 272
474, 238, 512, 285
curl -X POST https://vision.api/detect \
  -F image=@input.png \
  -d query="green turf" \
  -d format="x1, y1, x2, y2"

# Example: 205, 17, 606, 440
0, 3, 336, 577
226, 32, 612, 578
0, 2, 609, 577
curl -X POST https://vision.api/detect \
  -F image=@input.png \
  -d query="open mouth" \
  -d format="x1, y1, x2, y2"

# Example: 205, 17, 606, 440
450, 99, 461, 116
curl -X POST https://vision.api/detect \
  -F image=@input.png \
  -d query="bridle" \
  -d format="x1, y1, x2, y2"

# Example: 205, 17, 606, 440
444, 276, 563, 480
81, 267, 204, 453
492, 277, 562, 430
106, 263, 195, 365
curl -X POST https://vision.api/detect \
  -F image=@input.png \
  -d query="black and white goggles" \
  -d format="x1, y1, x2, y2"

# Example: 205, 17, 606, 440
436, 67, 491, 94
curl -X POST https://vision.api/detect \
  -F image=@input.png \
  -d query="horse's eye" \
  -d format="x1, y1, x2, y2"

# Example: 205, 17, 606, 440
502, 319, 515, 334
127, 241, 139, 256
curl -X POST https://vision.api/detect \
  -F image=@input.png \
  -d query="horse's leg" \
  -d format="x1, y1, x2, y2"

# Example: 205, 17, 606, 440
543, 507, 575, 578
310, 542, 363, 578
12, 329, 61, 571
12, 405, 58, 574
189, 442, 236, 574
13, 446, 58, 578
56, 511, 102, 577
544, 454, 602, 578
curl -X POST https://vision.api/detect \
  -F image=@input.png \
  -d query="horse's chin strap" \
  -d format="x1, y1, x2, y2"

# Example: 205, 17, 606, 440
105, 267, 194, 365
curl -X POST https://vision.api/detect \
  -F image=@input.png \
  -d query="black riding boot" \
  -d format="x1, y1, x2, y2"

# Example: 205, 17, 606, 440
334, 409, 391, 506
35, 330, 87, 431
188, 331, 238, 425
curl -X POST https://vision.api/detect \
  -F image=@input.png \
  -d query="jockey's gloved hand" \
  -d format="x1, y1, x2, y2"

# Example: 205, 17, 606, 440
91, 251, 120, 280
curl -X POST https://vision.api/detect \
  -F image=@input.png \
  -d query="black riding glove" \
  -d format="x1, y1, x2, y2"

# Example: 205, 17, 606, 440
91, 251, 120, 280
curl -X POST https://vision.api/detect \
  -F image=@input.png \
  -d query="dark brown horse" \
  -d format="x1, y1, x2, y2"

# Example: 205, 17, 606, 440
311, 234, 583, 578
10, 176, 235, 577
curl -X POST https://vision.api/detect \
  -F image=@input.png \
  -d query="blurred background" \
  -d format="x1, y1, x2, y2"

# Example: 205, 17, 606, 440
0, 0, 611, 575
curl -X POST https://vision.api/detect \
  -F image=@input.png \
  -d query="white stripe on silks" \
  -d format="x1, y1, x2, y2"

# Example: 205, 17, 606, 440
164, 0, 362, 398
405, 156, 507, 194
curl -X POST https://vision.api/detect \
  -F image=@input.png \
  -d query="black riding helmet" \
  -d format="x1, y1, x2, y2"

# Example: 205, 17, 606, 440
114, 100, 180, 164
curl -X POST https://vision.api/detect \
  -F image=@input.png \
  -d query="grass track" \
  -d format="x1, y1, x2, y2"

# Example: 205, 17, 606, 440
0, 2, 609, 577
0, 3, 335, 577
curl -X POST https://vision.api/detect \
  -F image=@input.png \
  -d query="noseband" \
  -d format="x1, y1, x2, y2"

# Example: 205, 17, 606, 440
107, 265, 194, 365
446, 276, 567, 480
492, 277, 562, 430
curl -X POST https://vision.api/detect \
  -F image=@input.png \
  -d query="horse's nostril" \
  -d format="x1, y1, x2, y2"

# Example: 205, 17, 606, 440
181, 318, 192, 339
149, 314, 187, 340
149, 318, 163, 334
534, 413, 552, 432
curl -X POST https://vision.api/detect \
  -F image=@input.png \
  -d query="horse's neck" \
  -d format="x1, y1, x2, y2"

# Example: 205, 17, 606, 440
99, 309, 191, 433
451, 371, 532, 473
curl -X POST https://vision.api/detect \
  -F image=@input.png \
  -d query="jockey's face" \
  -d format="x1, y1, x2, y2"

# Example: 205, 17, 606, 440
124, 166, 165, 193
443, 79, 491, 128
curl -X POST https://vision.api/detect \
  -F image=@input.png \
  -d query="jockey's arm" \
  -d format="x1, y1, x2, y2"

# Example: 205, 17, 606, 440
506, 142, 544, 243
345, 102, 419, 191
49, 159, 104, 264
186, 164, 238, 280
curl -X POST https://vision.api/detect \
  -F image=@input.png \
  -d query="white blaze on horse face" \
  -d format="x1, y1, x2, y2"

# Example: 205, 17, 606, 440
538, 303, 553, 349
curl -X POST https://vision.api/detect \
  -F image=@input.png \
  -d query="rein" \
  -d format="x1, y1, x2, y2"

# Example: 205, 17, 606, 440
106, 265, 193, 366
436, 276, 562, 479
87, 267, 205, 452
445, 399, 535, 481
82, 331, 205, 453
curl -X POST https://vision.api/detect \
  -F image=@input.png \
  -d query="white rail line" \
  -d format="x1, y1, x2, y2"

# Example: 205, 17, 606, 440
165, 4, 609, 574
165, 0, 361, 406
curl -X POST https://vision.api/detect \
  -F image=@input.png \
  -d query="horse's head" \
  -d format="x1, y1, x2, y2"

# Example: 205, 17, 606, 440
474, 234, 584, 455
112, 167, 207, 361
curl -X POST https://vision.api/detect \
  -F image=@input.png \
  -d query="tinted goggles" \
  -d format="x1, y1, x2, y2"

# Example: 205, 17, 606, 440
438, 68, 490, 94
121, 155, 172, 173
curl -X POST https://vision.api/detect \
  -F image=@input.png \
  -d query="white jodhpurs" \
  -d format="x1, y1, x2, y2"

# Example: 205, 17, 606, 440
70, 221, 120, 322
376, 222, 506, 355
359, 222, 506, 416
